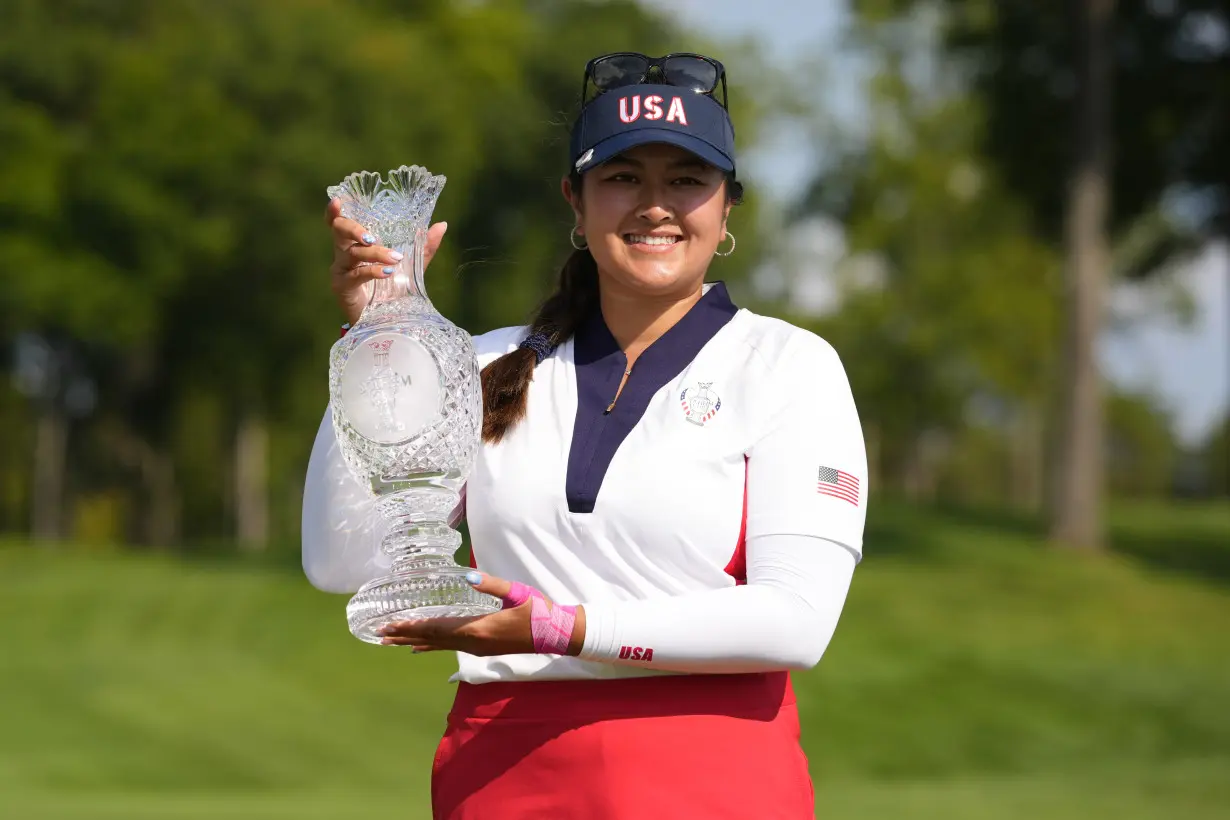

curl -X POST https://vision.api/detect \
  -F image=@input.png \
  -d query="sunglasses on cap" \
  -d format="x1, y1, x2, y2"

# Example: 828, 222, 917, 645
581, 52, 729, 109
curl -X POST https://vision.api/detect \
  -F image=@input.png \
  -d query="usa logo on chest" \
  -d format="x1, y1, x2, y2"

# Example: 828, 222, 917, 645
680, 382, 721, 426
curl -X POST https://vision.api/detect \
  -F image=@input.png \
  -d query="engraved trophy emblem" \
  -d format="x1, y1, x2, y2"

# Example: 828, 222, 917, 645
326, 165, 500, 643
363, 339, 403, 438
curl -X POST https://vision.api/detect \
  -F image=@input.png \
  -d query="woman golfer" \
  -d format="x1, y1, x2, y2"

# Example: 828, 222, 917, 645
304, 51, 867, 819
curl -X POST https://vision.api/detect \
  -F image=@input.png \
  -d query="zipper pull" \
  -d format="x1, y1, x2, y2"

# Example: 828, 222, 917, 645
604, 366, 633, 415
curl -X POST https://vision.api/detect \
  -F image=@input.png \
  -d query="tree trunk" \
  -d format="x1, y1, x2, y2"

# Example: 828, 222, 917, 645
1012, 402, 1045, 514
105, 422, 181, 548
234, 412, 269, 552
31, 407, 68, 542
144, 449, 181, 548
864, 423, 881, 498
901, 430, 945, 503
1050, 0, 1115, 549
900, 434, 926, 502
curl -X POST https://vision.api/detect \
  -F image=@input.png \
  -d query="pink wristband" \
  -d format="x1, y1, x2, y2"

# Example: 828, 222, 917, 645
530, 596, 577, 655
502, 581, 577, 655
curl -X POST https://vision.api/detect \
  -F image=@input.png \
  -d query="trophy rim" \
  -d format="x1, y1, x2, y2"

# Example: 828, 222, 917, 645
326, 164, 448, 201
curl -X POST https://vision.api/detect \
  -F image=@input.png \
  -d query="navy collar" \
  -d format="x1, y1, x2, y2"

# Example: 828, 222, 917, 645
566, 282, 739, 514
573, 281, 739, 367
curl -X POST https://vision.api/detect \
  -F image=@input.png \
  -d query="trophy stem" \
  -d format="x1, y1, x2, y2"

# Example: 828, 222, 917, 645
345, 485, 502, 644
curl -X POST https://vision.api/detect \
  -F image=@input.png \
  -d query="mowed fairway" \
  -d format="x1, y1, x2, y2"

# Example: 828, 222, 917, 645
2, 502, 1228, 819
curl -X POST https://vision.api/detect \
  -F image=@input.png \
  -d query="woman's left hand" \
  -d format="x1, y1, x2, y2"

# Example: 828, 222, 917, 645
376, 571, 585, 657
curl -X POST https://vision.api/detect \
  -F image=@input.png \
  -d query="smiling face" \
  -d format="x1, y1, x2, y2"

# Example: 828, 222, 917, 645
564, 143, 732, 301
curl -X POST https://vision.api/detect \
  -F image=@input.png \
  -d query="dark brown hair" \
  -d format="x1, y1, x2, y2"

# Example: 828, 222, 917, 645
479, 168, 744, 444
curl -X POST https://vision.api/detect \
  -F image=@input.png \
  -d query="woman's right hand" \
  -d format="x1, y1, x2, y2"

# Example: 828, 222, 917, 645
325, 198, 449, 326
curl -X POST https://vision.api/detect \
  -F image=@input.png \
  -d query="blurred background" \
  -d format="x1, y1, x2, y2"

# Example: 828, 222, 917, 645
1, 0, 1227, 817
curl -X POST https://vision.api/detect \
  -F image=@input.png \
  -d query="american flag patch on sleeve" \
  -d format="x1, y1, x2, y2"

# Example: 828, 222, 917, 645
817, 466, 860, 506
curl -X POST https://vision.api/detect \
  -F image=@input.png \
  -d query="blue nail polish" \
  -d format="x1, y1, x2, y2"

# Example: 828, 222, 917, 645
382, 266, 395, 275
465, 570, 482, 585
362, 233, 375, 244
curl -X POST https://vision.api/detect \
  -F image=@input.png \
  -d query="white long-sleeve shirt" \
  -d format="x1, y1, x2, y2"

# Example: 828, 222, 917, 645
303, 282, 867, 682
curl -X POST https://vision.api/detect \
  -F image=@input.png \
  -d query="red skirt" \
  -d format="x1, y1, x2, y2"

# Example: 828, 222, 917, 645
430, 671, 814, 819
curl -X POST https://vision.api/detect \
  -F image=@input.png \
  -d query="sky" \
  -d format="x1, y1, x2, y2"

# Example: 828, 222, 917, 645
640, 0, 1228, 445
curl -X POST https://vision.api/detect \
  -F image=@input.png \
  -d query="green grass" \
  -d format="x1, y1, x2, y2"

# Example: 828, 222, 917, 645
1, 501, 1228, 818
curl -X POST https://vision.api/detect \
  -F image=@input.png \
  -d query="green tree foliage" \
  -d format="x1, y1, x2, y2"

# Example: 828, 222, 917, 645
1104, 389, 1179, 497
783, 18, 1060, 494
0, 0, 770, 547
791, 1, 1221, 512
1202, 413, 1229, 496
856, 0, 1229, 244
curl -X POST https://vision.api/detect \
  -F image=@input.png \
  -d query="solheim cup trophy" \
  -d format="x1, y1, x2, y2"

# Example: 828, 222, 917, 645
326, 165, 501, 643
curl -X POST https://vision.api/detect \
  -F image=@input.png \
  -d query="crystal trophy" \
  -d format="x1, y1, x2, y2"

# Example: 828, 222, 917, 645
326, 165, 501, 643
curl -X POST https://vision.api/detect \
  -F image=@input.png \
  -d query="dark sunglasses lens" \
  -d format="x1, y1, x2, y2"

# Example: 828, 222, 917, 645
662, 57, 718, 93
591, 55, 650, 90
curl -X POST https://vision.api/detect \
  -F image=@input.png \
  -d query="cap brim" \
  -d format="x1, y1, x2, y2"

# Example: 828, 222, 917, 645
576, 128, 735, 174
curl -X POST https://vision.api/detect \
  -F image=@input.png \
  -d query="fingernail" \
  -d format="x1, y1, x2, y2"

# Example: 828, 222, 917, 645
380, 638, 392, 645
382, 266, 395, 275
440, 221, 448, 232
362, 232, 375, 244
388, 251, 404, 261
465, 570, 482, 585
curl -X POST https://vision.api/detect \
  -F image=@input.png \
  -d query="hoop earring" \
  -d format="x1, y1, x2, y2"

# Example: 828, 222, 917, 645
570, 226, 588, 250
714, 232, 736, 257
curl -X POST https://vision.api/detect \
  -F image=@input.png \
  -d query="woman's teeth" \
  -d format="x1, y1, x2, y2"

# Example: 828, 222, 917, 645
625, 235, 681, 245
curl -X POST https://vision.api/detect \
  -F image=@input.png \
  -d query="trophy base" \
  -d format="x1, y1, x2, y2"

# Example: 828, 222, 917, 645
346, 556, 502, 645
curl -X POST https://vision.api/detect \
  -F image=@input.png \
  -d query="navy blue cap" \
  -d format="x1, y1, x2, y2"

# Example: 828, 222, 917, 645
570, 84, 736, 176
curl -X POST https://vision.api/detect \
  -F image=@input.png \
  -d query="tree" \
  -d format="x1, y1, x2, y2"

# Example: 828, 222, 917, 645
843, 0, 1227, 539
1104, 388, 1179, 498
0, 0, 773, 549
1202, 413, 1229, 497
1050, 0, 1116, 549
773, 9, 1061, 501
